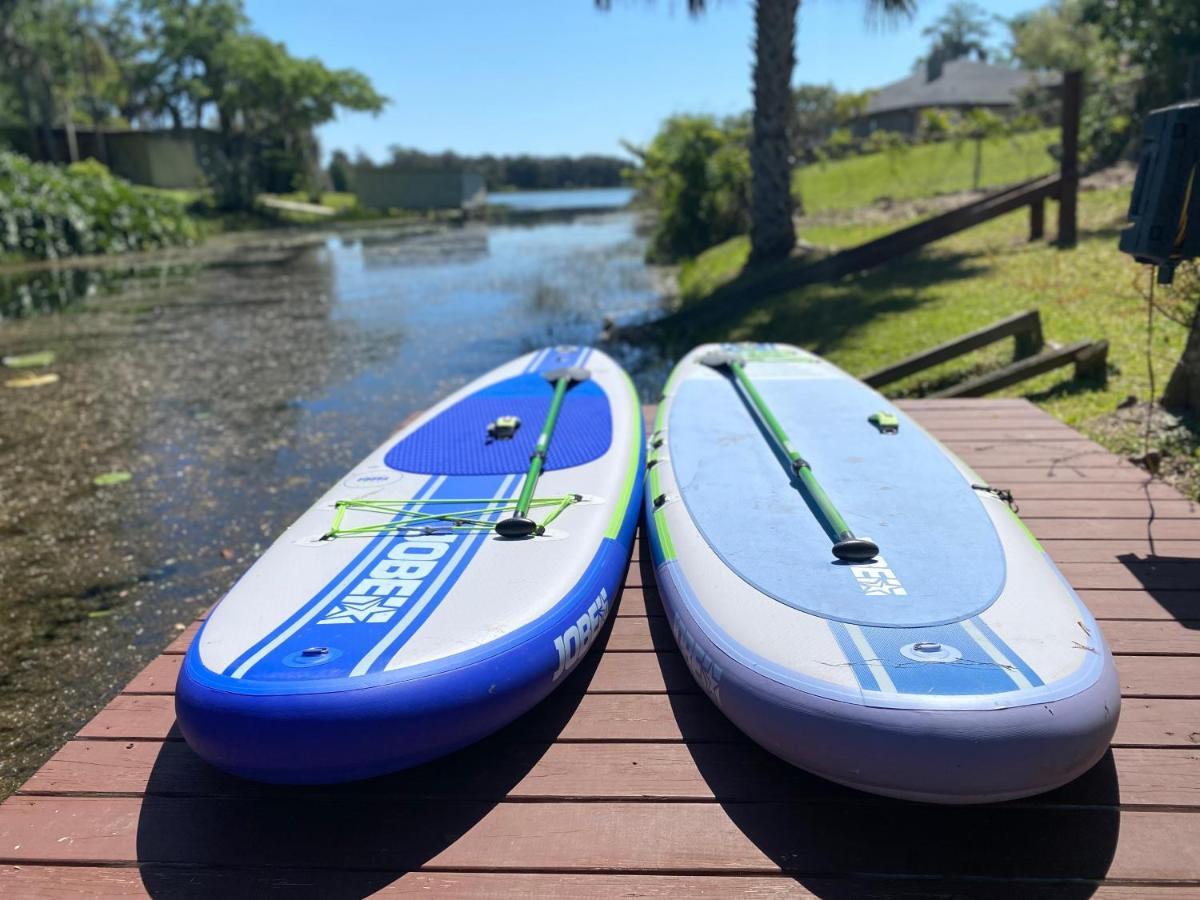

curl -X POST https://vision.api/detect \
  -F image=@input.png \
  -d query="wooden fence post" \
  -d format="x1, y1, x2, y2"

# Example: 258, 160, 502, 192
1057, 70, 1082, 249
1029, 196, 1045, 241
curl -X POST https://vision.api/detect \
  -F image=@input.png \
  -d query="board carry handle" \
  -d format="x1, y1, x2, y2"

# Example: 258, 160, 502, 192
699, 349, 879, 562
496, 365, 591, 538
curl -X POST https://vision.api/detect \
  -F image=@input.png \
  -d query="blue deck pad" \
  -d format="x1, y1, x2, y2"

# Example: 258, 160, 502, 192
385, 374, 612, 476
230, 473, 514, 683
830, 619, 1043, 696
669, 375, 1006, 628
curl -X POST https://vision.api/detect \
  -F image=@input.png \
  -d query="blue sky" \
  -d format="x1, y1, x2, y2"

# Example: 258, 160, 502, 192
244, 0, 1042, 162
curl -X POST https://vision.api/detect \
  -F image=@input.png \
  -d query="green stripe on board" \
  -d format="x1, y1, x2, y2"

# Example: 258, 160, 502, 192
1009, 506, 1043, 551
605, 369, 644, 539
653, 507, 677, 561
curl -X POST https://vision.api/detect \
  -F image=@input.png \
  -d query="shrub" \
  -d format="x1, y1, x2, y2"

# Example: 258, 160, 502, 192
0, 152, 198, 262
628, 116, 750, 262
823, 128, 858, 160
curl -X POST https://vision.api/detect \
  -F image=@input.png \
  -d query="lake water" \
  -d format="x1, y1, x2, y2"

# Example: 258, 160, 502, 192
487, 187, 635, 211
0, 207, 669, 796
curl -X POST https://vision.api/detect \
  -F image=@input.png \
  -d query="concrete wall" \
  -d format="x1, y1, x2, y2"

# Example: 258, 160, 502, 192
351, 169, 487, 210
2, 128, 217, 189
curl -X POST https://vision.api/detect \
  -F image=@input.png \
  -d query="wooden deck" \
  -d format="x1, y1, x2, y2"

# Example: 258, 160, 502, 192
3, 398, 1200, 897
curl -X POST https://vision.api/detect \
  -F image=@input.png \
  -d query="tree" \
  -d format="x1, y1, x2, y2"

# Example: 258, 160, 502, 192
327, 148, 352, 193
626, 115, 750, 261
599, 0, 916, 264
1081, 0, 1200, 415
1081, 0, 1200, 113
1008, 0, 1135, 170
1008, 0, 1101, 76
207, 33, 386, 205
920, 1, 991, 80
790, 84, 839, 160
132, 0, 247, 130
85, 0, 388, 208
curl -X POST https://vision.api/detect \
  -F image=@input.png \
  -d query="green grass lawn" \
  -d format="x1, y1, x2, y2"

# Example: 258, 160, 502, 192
270, 191, 359, 211
793, 129, 1059, 214
672, 187, 1197, 494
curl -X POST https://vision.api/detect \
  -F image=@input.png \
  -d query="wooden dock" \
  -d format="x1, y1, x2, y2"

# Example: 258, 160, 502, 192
3, 398, 1200, 897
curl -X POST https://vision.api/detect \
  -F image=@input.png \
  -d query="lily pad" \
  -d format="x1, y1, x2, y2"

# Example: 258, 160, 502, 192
93, 471, 133, 487
2, 351, 56, 368
5, 373, 59, 388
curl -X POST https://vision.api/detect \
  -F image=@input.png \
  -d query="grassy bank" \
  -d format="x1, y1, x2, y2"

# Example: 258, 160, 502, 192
671, 186, 1198, 496
794, 129, 1058, 214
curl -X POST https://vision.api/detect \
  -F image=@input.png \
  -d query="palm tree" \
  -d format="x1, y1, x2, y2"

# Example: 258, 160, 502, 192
921, 1, 991, 65
598, 0, 916, 263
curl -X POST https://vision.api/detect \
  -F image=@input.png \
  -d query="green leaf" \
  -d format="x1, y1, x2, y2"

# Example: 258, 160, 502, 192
93, 471, 133, 487
2, 351, 56, 368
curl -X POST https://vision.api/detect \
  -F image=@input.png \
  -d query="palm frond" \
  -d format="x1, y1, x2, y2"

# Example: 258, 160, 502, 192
865, 0, 918, 31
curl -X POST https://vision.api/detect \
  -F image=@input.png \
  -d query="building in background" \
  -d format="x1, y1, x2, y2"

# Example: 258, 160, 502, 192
350, 169, 487, 212
851, 61, 1060, 137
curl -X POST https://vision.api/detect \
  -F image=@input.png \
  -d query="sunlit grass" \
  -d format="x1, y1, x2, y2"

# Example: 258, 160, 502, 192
793, 129, 1059, 214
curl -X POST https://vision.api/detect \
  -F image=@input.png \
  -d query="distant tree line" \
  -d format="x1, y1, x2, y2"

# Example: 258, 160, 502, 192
330, 147, 629, 193
0, 0, 386, 209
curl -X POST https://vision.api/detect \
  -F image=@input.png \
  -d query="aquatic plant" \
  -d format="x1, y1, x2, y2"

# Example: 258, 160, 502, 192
0, 153, 198, 262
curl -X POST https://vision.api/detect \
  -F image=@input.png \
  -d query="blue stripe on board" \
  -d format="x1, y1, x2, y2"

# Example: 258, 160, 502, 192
533, 345, 587, 374
364, 482, 517, 675
523, 348, 549, 373
237, 474, 507, 682
221, 473, 443, 678
970, 615, 1045, 687
828, 622, 882, 693
857, 622, 1025, 696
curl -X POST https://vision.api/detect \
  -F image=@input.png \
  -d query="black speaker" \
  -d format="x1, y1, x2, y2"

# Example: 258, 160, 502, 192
1119, 99, 1200, 283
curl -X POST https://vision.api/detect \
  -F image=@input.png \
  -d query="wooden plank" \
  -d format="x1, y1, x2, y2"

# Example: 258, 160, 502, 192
163, 623, 199, 655
933, 339, 1106, 399
1029, 519, 1200, 540
1018, 498, 1200, 518
902, 409, 1071, 423
1113, 699, 1200, 747
72, 690, 1200, 749
1104, 620, 1200, 656
1040, 540, 1200, 562
945, 449, 1135, 469
4, 795, 1200, 881
1059, 562, 1200, 591
943, 436, 1100, 451
920, 426, 1091, 441
1079, 589, 1200, 621
983, 481, 1186, 500
897, 398, 1037, 409
1119, 656, 1200, 697
20, 737, 1200, 811
863, 309, 1042, 388
607, 616, 675, 651
972, 466, 1155, 484
614, 586, 664, 618
5, 868, 1193, 900
123, 656, 181, 694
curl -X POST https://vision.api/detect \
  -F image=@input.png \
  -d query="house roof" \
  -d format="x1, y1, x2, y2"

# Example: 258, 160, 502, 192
864, 60, 1060, 116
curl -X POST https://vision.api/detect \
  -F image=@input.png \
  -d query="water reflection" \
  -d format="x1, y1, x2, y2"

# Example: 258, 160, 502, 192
0, 262, 198, 319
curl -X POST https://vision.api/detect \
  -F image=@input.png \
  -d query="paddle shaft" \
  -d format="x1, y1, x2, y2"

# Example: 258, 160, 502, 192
514, 373, 571, 518
726, 359, 875, 559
